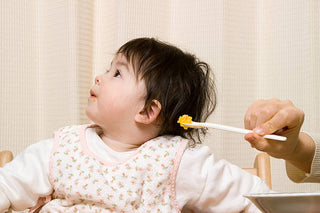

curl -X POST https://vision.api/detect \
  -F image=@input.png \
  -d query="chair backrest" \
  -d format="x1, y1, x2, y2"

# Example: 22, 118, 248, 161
243, 152, 272, 189
0, 150, 13, 167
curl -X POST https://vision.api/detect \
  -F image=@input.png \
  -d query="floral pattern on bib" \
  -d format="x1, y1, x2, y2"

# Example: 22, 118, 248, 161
42, 125, 188, 213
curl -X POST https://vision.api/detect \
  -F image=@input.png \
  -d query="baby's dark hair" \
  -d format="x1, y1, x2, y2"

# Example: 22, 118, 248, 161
117, 38, 216, 145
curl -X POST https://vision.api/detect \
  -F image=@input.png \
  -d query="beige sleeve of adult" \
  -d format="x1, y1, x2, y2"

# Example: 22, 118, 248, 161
286, 132, 320, 183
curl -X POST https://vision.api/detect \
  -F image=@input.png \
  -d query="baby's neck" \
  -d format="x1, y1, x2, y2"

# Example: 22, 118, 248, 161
99, 134, 142, 152
96, 122, 161, 152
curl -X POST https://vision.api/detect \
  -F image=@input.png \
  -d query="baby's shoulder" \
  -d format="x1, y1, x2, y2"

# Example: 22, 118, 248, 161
182, 144, 214, 162
149, 135, 189, 146
185, 144, 211, 153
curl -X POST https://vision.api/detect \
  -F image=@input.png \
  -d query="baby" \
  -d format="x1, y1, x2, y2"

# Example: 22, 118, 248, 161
0, 38, 270, 212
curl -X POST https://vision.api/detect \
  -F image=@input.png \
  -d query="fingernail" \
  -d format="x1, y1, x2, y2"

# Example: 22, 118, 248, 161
246, 135, 256, 142
254, 127, 264, 136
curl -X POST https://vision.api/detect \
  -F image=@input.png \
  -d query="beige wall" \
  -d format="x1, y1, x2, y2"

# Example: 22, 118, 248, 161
1, 0, 319, 193
0, 0, 92, 153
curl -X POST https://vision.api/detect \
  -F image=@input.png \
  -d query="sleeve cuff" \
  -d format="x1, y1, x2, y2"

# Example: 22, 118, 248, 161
286, 132, 320, 183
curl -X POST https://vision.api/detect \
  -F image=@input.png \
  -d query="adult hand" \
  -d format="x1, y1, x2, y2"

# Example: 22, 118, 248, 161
244, 99, 314, 173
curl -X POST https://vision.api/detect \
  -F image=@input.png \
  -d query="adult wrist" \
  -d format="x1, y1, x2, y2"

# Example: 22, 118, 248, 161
287, 132, 315, 173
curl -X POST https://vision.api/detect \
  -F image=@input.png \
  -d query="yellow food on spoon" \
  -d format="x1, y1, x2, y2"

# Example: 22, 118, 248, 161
177, 114, 193, 130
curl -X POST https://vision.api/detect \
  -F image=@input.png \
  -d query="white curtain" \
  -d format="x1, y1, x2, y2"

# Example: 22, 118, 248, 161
1, 0, 319, 193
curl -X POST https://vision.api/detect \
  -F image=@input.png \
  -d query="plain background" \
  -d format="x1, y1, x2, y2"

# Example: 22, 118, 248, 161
1, 0, 319, 194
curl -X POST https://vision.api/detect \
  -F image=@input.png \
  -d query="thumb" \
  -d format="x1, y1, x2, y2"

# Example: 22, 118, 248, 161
254, 107, 304, 136
254, 121, 278, 136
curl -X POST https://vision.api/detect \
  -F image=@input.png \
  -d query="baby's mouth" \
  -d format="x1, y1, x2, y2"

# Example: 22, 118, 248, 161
88, 89, 97, 102
90, 89, 97, 98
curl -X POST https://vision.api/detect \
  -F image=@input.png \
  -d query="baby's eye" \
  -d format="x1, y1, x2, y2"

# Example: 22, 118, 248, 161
114, 70, 121, 78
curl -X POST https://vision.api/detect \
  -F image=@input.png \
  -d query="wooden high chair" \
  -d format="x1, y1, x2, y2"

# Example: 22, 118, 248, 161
0, 150, 13, 167
242, 152, 272, 189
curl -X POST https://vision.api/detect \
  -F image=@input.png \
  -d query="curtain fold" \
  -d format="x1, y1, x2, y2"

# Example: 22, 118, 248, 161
1, 0, 319, 193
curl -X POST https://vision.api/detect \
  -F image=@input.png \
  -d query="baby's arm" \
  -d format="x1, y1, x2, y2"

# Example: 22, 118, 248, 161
176, 146, 271, 212
0, 139, 53, 212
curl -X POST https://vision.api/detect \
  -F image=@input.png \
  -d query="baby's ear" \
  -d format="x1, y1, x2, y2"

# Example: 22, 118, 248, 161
135, 100, 161, 125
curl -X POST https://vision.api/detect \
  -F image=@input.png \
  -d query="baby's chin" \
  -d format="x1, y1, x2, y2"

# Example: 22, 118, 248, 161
85, 107, 94, 122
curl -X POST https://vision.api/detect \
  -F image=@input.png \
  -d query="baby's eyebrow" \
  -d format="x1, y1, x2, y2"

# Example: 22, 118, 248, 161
115, 61, 129, 70
110, 60, 130, 71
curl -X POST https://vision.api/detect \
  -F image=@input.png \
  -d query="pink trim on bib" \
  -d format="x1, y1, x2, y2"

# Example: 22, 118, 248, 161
48, 128, 65, 186
170, 139, 188, 212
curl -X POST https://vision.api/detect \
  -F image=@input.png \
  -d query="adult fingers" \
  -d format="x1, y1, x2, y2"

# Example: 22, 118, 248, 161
244, 100, 263, 129
244, 99, 280, 130
244, 132, 270, 152
254, 106, 304, 136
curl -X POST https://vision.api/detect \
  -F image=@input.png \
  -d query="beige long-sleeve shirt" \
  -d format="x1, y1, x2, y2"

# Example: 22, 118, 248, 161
286, 133, 320, 183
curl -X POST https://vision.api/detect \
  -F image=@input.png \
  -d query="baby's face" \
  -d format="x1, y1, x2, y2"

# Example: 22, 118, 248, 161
86, 54, 146, 130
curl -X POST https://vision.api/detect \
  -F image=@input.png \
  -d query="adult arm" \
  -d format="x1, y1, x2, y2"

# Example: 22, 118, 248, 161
286, 133, 320, 182
244, 99, 316, 174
